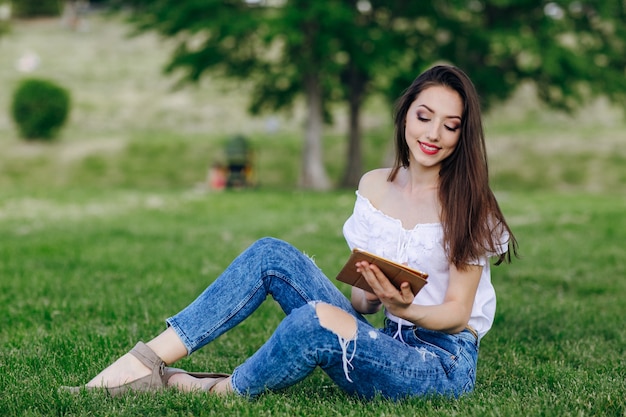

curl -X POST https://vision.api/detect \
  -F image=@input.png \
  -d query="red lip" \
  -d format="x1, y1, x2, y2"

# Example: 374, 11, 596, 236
419, 141, 440, 155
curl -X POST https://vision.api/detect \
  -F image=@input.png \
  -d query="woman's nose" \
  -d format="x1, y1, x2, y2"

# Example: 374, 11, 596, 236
427, 122, 440, 141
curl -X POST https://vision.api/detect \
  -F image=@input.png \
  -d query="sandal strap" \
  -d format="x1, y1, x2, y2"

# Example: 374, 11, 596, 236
129, 341, 166, 385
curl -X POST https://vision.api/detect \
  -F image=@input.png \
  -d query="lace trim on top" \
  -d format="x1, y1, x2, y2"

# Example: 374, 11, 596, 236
349, 191, 443, 268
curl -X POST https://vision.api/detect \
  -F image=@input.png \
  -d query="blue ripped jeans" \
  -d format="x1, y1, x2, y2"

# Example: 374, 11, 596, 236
166, 238, 478, 400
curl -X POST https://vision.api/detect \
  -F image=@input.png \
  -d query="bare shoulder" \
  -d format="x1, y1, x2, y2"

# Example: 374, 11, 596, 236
358, 169, 392, 205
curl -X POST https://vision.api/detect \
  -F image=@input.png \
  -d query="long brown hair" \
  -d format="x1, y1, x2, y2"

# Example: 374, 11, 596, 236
389, 65, 517, 267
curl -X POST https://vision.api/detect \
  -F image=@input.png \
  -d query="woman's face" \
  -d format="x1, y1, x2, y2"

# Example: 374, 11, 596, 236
404, 85, 463, 170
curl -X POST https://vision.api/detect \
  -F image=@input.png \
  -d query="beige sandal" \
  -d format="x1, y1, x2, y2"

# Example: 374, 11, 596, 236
61, 341, 170, 396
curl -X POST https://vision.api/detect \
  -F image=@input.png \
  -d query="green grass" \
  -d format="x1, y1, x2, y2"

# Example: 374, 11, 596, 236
1, 189, 625, 416
1, 13, 626, 417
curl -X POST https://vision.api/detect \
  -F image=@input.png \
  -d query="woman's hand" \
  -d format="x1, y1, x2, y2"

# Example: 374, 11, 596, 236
355, 261, 415, 317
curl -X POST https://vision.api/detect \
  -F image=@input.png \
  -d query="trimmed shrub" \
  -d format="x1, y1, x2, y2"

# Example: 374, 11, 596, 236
11, 78, 71, 140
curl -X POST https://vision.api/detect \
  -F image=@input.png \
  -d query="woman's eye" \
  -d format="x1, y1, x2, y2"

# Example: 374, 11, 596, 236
445, 125, 459, 132
417, 115, 430, 122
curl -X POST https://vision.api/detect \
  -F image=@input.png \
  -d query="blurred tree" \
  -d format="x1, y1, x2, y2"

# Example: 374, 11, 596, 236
111, 1, 440, 188
327, 2, 442, 187
112, 0, 626, 189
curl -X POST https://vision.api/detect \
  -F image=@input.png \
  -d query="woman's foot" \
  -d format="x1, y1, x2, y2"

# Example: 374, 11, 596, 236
168, 372, 232, 394
85, 351, 152, 388
62, 329, 190, 395
62, 342, 169, 396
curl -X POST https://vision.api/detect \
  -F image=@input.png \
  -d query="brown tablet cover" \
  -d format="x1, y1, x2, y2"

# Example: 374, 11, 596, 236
336, 249, 428, 296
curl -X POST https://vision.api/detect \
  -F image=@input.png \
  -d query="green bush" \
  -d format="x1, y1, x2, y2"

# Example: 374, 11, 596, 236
11, 78, 71, 140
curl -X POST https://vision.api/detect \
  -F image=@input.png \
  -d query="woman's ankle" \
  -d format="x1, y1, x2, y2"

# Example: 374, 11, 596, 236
145, 327, 188, 365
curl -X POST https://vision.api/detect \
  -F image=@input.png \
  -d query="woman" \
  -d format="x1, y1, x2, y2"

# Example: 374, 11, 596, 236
64, 64, 517, 400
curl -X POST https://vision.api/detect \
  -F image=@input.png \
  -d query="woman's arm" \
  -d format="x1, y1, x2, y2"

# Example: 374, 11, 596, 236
347, 169, 390, 315
356, 261, 482, 333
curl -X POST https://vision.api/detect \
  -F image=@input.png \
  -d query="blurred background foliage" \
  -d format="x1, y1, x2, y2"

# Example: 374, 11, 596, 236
106, 0, 626, 188
1, 0, 625, 191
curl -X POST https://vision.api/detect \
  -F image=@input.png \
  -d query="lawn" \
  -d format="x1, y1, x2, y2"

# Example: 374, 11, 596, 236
0, 189, 625, 416
1, 11, 625, 417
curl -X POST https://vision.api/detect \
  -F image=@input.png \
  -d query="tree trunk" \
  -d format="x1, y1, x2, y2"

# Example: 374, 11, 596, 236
340, 64, 367, 188
300, 72, 331, 190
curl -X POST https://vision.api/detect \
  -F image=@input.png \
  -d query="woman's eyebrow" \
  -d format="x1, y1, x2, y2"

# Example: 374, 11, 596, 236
417, 104, 462, 120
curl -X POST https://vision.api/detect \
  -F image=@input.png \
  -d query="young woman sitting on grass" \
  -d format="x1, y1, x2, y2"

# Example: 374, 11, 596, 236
63, 64, 517, 400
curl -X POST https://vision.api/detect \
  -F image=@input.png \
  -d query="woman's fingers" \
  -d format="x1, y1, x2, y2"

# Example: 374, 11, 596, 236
356, 261, 415, 305
356, 261, 394, 294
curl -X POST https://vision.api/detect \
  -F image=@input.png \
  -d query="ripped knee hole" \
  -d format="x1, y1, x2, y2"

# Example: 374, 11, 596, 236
315, 303, 357, 340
